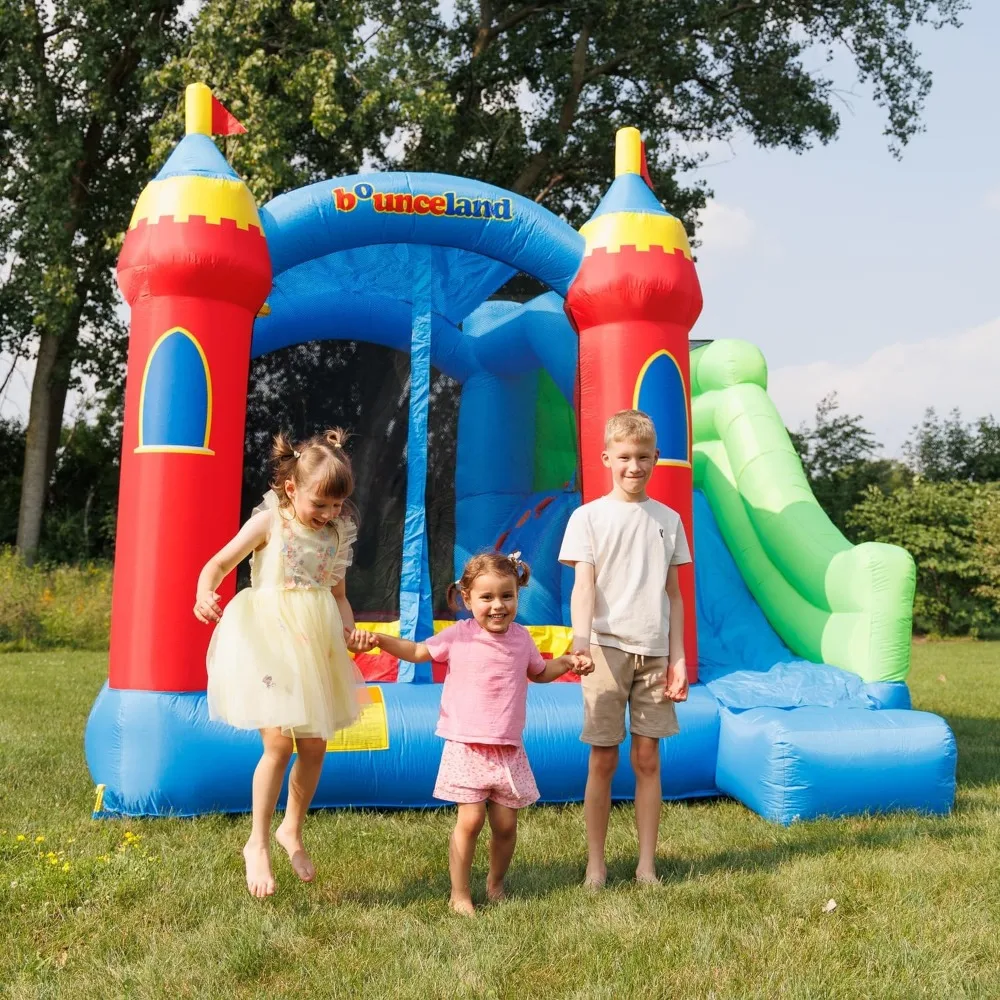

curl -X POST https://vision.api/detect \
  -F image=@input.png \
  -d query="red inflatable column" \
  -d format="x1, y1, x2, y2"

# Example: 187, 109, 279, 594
109, 84, 271, 692
564, 128, 703, 679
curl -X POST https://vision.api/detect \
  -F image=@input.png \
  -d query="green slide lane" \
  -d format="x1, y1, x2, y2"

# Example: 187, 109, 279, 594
690, 340, 915, 683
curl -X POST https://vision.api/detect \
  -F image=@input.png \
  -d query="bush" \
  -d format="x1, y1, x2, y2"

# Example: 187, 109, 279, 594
847, 480, 1000, 637
0, 549, 111, 651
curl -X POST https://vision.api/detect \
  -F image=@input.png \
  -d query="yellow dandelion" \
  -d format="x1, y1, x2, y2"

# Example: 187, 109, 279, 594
16, 835, 26, 842
48, 857, 58, 865
62, 863, 71, 872
34, 836, 44, 844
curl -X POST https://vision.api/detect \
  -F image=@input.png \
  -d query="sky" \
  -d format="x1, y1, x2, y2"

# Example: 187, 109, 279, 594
688, 1, 1000, 454
2, 3, 996, 457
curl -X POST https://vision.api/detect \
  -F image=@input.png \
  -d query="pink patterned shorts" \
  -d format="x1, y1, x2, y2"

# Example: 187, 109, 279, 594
433, 740, 540, 809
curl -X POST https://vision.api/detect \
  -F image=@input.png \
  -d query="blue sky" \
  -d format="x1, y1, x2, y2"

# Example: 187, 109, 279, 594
689, 2, 999, 454
2, 3, 994, 457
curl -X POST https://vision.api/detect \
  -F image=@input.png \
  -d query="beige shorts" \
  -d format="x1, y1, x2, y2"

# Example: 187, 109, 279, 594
581, 644, 680, 746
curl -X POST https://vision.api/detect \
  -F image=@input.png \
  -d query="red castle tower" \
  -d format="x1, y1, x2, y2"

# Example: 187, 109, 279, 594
564, 127, 703, 677
110, 84, 271, 692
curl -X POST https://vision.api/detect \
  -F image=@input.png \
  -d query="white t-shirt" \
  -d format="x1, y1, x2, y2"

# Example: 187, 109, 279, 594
558, 495, 691, 656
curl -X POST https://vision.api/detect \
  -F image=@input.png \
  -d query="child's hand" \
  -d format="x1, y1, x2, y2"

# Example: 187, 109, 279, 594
194, 590, 222, 624
665, 660, 688, 703
570, 650, 594, 676
345, 628, 376, 653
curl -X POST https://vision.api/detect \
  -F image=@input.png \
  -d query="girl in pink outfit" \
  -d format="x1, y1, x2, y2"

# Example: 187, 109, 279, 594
351, 552, 591, 915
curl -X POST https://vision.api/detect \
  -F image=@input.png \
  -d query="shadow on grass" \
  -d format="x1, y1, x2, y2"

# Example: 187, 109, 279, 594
336, 799, 970, 908
944, 715, 1000, 789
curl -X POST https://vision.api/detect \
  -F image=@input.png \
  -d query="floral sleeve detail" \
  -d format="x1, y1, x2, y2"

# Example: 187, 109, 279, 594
330, 517, 358, 585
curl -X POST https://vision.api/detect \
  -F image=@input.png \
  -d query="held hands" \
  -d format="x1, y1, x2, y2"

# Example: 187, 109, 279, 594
665, 659, 689, 703
568, 637, 594, 676
194, 590, 223, 624
345, 627, 377, 654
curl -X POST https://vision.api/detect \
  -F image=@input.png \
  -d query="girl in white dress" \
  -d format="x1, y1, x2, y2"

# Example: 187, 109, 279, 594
194, 428, 368, 897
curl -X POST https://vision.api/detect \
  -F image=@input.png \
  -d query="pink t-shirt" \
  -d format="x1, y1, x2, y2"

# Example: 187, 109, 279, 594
425, 618, 546, 746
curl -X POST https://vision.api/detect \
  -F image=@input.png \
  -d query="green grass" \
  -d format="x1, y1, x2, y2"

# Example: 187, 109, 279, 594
1, 644, 998, 999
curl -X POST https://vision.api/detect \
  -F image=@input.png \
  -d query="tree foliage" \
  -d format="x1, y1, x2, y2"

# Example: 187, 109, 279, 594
0, 402, 120, 563
152, 0, 969, 227
361, 0, 968, 226
790, 392, 909, 534
848, 480, 1000, 637
148, 0, 376, 203
903, 407, 1000, 482
0, 0, 188, 559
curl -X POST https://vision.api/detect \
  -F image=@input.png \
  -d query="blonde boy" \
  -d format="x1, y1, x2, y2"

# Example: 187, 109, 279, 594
558, 409, 690, 887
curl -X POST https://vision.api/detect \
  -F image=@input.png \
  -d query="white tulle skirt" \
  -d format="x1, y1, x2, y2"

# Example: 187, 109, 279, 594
207, 586, 367, 739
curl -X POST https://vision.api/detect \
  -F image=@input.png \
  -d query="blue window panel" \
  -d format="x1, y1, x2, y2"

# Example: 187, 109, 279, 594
635, 352, 688, 464
140, 330, 211, 450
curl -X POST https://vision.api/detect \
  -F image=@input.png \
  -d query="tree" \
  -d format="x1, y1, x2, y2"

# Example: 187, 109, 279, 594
361, 0, 968, 226
0, 1, 188, 563
148, 0, 377, 204
0, 419, 27, 546
903, 407, 1000, 482
848, 480, 1000, 636
790, 393, 909, 534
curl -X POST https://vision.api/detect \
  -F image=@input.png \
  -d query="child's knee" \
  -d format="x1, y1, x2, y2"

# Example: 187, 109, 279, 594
630, 738, 660, 778
455, 806, 486, 837
589, 745, 619, 780
295, 737, 327, 763
489, 807, 518, 840
262, 732, 295, 765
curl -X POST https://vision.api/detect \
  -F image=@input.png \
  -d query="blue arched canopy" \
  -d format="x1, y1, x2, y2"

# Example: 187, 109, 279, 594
250, 171, 583, 390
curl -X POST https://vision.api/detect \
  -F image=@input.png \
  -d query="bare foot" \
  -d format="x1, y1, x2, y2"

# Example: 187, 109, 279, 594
486, 877, 506, 903
583, 865, 607, 890
635, 868, 662, 886
275, 823, 315, 883
449, 894, 476, 917
243, 841, 275, 898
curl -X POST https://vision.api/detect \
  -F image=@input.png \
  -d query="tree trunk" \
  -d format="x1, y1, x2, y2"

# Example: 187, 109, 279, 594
16, 329, 72, 564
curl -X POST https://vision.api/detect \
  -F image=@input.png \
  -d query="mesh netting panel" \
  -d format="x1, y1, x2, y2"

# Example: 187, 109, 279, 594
241, 340, 459, 619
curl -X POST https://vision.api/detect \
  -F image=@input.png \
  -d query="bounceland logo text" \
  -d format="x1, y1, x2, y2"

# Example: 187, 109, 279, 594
332, 183, 514, 222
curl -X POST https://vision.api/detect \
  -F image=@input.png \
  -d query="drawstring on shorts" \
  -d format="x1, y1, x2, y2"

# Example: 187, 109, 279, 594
491, 746, 519, 797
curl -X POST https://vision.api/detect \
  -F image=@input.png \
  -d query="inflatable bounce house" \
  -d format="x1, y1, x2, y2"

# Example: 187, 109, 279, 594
86, 84, 957, 824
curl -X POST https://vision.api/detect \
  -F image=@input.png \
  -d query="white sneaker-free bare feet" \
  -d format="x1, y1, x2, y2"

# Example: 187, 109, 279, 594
486, 877, 507, 903
635, 868, 662, 886
583, 864, 607, 890
449, 893, 476, 917
243, 840, 276, 898
275, 823, 316, 883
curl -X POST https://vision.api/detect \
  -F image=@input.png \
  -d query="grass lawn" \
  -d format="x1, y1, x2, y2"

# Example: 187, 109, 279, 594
1, 643, 998, 999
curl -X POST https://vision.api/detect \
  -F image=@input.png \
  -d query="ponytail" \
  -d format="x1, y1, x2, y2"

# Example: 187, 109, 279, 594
269, 426, 355, 513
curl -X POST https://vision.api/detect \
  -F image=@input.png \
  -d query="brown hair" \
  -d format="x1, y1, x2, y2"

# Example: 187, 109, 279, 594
270, 427, 357, 521
446, 551, 531, 612
604, 409, 657, 449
